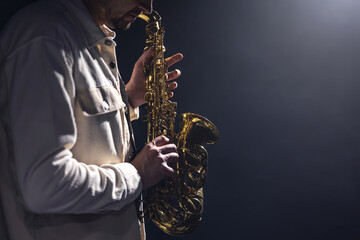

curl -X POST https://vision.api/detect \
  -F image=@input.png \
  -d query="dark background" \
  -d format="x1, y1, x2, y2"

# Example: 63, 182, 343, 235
3, 0, 360, 239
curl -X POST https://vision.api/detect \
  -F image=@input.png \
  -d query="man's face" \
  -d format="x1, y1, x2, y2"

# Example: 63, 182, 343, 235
99, 0, 153, 31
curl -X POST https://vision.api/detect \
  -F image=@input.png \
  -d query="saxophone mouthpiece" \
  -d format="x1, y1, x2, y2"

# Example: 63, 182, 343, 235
138, 11, 161, 23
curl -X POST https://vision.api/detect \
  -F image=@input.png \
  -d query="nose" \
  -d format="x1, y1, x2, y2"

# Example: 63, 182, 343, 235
138, 0, 153, 14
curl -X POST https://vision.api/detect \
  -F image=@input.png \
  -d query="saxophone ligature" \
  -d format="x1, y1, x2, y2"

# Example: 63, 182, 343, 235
138, 11, 219, 236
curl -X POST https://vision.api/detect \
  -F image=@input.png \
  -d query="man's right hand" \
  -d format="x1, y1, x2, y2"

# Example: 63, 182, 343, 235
131, 135, 179, 190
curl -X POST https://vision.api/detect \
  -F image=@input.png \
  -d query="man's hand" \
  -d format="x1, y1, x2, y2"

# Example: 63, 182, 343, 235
131, 136, 179, 190
126, 47, 183, 108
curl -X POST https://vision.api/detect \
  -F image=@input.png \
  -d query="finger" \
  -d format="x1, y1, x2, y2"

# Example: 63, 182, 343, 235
167, 91, 174, 98
151, 135, 169, 146
158, 143, 177, 154
166, 69, 181, 82
164, 152, 179, 164
167, 82, 178, 90
162, 163, 177, 179
165, 53, 183, 68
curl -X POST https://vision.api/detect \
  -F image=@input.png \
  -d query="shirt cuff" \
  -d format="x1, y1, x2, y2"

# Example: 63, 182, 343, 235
114, 162, 142, 204
129, 105, 139, 121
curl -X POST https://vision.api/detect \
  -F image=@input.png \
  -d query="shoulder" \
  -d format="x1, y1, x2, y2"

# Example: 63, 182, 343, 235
0, 0, 80, 58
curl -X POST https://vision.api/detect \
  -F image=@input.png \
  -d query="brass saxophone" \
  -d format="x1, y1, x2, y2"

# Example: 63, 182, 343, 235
138, 11, 219, 236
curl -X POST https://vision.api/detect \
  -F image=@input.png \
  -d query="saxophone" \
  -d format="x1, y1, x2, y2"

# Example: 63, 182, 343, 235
138, 11, 219, 236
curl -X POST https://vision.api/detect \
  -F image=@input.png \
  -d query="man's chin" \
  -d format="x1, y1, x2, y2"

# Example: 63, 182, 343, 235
110, 19, 132, 32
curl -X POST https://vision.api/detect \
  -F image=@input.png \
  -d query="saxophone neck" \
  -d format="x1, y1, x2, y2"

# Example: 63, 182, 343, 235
139, 11, 162, 37
138, 11, 161, 23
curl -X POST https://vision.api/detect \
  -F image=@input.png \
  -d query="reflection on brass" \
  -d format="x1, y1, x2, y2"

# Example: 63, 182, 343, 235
138, 11, 219, 236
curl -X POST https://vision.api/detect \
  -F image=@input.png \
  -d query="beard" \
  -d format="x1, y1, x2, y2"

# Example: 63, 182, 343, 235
109, 9, 142, 31
108, 14, 137, 31
110, 19, 131, 31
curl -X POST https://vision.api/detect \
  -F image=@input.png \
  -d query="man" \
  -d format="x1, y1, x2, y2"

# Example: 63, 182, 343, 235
0, 0, 183, 239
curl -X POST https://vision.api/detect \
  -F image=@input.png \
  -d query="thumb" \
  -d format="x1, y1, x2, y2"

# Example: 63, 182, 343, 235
139, 47, 154, 66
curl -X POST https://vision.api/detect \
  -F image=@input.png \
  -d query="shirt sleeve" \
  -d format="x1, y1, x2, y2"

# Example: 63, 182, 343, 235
4, 37, 142, 214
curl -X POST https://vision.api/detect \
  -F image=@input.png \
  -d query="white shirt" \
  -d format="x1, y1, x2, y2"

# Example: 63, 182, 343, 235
0, 0, 144, 239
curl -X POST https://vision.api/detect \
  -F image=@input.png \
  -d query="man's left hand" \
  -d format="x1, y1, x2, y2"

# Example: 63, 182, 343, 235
126, 47, 183, 108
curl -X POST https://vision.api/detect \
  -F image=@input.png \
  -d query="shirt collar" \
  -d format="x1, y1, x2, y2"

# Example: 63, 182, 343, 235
100, 24, 116, 40
60, 0, 115, 48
